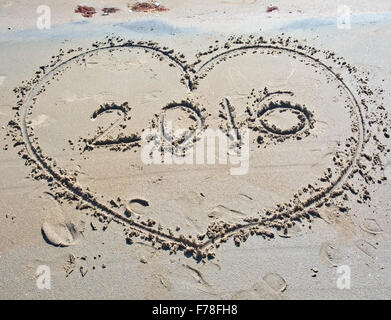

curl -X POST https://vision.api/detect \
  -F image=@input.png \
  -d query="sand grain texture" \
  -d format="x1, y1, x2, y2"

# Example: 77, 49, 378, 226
1, 0, 391, 300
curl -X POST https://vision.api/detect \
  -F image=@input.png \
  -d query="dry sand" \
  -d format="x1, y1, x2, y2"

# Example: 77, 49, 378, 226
1, 0, 391, 299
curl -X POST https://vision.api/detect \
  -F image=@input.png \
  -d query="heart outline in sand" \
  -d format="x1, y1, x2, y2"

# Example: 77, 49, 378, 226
16, 38, 364, 258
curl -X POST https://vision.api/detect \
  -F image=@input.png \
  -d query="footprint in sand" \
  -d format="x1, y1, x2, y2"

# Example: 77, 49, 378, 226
360, 218, 383, 235
126, 198, 150, 217
263, 273, 287, 292
230, 272, 287, 299
9, 36, 388, 258
41, 220, 83, 247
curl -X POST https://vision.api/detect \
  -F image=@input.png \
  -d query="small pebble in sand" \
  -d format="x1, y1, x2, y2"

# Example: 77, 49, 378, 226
80, 266, 88, 277
140, 257, 147, 264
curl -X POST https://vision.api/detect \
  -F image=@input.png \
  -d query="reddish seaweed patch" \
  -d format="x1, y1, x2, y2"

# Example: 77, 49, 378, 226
102, 7, 119, 14
75, 5, 96, 18
266, 6, 279, 13
130, 2, 169, 12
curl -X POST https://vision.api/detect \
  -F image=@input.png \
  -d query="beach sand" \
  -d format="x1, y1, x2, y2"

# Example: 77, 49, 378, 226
1, 0, 391, 299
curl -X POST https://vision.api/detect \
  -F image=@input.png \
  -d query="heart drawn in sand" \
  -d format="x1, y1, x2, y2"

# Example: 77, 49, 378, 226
16, 37, 364, 258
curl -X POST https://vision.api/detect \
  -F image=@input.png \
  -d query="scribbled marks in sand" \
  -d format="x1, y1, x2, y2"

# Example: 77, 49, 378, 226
156, 273, 171, 290
183, 264, 210, 286
157, 100, 205, 155
257, 101, 314, 136
80, 102, 141, 152
63, 253, 106, 277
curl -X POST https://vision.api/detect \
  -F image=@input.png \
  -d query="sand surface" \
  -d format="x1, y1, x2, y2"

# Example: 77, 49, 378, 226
1, 0, 391, 299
